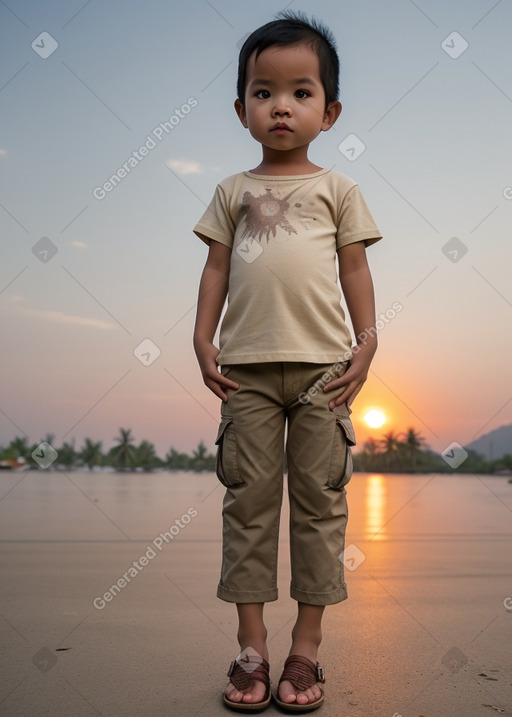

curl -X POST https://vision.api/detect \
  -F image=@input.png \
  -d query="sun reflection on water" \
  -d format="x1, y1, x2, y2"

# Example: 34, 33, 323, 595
365, 474, 387, 540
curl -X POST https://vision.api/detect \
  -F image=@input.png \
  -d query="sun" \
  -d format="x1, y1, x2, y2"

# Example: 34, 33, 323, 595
364, 409, 387, 429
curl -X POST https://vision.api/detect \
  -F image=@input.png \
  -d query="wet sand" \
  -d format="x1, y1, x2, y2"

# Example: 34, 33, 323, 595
0, 471, 511, 716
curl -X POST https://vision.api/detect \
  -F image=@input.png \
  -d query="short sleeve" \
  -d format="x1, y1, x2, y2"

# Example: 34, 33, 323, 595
336, 184, 382, 250
193, 183, 235, 248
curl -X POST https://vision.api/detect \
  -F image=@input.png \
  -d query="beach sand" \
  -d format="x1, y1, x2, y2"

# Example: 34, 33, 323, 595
0, 471, 511, 716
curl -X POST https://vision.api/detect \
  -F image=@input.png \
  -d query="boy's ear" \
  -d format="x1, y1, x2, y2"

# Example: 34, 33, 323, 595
234, 98, 248, 128
321, 100, 342, 132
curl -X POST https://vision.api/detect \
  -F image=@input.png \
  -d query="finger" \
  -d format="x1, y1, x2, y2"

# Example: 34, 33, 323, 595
323, 379, 344, 393
204, 377, 229, 401
207, 373, 241, 401
216, 374, 239, 390
332, 383, 362, 409
323, 372, 354, 393
328, 392, 346, 410
204, 370, 239, 390
328, 383, 356, 409
203, 365, 239, 390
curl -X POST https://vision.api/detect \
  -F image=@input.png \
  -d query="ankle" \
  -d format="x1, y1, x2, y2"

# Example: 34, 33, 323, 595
289, 627, 322, 663
291, 626, 322, 649
237, 628, 268, 658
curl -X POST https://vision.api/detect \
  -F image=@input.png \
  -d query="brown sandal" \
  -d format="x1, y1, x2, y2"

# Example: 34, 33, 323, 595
223, 653, 271, 712
274, 655, 325, 712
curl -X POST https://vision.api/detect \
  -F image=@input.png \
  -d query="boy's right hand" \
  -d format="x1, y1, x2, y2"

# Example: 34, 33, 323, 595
194, 341, 239, 402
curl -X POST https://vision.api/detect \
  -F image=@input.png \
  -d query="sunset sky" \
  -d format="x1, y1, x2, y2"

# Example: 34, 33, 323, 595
1, 0, 511, 458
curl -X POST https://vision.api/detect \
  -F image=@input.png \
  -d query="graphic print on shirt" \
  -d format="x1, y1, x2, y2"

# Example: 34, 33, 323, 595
239, 187, 298, 242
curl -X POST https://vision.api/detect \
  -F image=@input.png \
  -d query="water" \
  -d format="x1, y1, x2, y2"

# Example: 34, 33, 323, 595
1, 470, 510, 543
1, 471, 511, 717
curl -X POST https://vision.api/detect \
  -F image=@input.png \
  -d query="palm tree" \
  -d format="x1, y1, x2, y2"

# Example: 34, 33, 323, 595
361, 437, 380, 470
380, 430, 401, 470
165, 447, 191, 471
7, 436, 31, 460
80, 438, 103, 470
111, 428, 136, 471
136, 440, 158, 472
190, 441, 215, 472
404, 428, 425, 471
57, 440, 78, 470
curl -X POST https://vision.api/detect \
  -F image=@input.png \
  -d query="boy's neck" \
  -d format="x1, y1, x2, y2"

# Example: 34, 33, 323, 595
249, 147, 324, 176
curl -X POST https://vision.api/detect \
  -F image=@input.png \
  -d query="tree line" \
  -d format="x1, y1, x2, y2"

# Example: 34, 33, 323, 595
1, 427, 509, 475
354, 428, 512, 474
0, 429, 215, 472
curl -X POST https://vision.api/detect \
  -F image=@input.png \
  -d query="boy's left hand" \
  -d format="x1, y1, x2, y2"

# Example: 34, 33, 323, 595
323, 347, 375, 409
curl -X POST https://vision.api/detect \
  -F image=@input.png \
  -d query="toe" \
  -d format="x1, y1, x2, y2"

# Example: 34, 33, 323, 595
279, 679, 297, 704
226, 680, 266, 705
225, 684, 242, 703
296, 691, 308, 705
296, 688, 316, 705
308, 684, 322, 702
281, 682, 322, 706
242, 680, 266, 703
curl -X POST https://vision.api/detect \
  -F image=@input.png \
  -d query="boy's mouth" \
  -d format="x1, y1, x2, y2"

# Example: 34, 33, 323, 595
271, 123, 292, 133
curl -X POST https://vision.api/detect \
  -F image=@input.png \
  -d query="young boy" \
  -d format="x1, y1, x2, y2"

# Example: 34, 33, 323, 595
193, 12, 381, 712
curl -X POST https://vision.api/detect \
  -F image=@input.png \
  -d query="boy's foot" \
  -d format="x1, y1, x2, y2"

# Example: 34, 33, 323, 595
224, 677, 268, 705
223, 645, 271, 710
276, 652, 325, 710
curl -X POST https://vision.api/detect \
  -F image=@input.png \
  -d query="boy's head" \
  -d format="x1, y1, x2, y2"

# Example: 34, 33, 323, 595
236, 11, 340, 109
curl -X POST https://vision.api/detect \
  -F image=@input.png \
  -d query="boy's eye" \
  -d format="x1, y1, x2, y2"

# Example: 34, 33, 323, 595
255, 90, 270, 99
295, 89, 310, 99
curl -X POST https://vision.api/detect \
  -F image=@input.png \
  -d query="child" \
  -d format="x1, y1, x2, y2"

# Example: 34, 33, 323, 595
193, 11, 381, 712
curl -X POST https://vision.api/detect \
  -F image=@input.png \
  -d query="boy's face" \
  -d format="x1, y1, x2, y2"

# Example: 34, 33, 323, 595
235, 43, 340, 155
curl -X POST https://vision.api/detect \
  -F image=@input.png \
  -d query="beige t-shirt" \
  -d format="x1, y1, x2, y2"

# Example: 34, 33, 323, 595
194, 168, 382, 365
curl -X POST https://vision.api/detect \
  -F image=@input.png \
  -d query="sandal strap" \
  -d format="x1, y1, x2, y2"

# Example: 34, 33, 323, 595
227, 656, 270, 692
278, 655, 325, 692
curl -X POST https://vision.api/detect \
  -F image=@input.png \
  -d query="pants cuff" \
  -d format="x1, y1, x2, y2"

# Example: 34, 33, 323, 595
217, 584, 278, 603
290, 582, 348, 605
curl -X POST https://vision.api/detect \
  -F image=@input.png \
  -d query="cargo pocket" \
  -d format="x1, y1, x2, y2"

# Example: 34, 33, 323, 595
327, 404, 356, 490
215, 416, 244, 487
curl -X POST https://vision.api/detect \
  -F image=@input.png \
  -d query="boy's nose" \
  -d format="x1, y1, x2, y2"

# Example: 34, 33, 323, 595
272, 107, 291, 117
272, 100, 291, 117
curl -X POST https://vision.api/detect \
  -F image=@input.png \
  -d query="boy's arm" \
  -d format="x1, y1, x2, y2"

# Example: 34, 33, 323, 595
193, 239, 239, 401
323, 241, 377, 408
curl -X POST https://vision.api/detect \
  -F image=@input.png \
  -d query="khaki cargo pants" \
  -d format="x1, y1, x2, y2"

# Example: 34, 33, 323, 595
214, 362, 355, 606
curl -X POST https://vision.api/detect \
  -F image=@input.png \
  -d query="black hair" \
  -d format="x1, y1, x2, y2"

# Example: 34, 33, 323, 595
236, 10, 340, 107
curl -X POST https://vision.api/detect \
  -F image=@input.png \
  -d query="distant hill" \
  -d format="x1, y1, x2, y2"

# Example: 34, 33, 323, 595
466, 424, 512, 460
